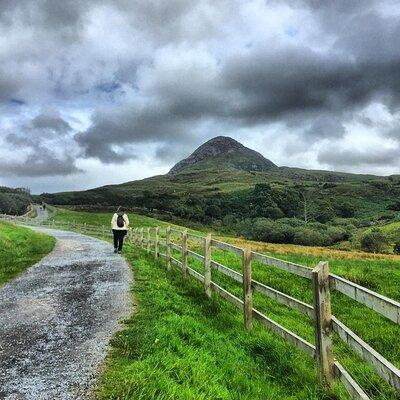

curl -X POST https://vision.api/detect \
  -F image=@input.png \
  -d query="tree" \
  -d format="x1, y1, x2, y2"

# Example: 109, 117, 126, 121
360, 229, 389, 253
337, 201, 356, 218
296, 186, 334, 223
249, 184, 283, 220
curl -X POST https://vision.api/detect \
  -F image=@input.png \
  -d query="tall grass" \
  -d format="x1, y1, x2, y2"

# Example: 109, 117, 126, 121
0, 221, 55, 286
165, 235, 400, 399
97, 246, 347, 400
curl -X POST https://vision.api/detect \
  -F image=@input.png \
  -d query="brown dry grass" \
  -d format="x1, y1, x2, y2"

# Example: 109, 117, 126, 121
218, 235, 400, 261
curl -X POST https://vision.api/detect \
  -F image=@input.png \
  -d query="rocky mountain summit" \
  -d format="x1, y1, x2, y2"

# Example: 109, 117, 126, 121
168, 136, 277, 174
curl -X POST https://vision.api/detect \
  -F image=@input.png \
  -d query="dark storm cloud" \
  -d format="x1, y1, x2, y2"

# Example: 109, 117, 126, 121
222, 44, 400, 121
74, 103, 198, 163
6, 111, 72, 146
31, 113, 72, 134
1, 112, 80, 177
302, 115, 346, 139
0, 153, 81, 177
385, 127, 400, 141
74, 0, 400, 164
317, 146, 400, 168
76, 40, 400, 162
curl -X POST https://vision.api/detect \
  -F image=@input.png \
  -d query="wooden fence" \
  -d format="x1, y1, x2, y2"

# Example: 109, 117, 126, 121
129, 225, 400, 400
1, 214, 400, 399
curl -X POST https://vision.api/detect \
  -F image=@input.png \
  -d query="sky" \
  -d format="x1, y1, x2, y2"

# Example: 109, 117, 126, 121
1, 0, 400, 194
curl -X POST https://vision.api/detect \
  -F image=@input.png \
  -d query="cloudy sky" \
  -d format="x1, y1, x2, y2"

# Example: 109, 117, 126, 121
1, 0, 400, 193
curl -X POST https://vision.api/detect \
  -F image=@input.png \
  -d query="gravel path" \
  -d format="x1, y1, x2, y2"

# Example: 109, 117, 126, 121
0, 227, 133, 399
34, 205, 49, 222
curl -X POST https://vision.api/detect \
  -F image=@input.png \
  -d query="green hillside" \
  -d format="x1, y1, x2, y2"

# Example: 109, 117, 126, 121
0, 187, 32, 215
40, 137, 400, 252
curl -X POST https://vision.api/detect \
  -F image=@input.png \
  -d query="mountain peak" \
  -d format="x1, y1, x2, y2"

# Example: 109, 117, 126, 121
168, 136, 276, 175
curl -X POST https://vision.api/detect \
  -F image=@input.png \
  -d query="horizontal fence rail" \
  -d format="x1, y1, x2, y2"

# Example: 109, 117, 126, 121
129, 224, 400, 400
2, 213, 400, 400
251, 251, 313, 279
330, 274, 400, 325
332, 317, 400, 390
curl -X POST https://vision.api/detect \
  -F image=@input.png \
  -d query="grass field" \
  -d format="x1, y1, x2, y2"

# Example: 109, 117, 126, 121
50, 208, 400, 399
97, 246, 348, 400
0, 221, 55, 286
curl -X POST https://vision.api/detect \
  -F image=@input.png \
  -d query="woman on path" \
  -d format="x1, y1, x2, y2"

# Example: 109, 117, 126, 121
111, 206, 129, 254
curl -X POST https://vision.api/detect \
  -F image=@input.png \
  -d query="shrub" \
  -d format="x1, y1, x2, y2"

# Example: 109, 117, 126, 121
388, 200, 400, 211
293, 228, 329, 246
394, 241, 400, 255
325, 226, 350, 244
336, 201, 356, 218
360, 229, 389, 253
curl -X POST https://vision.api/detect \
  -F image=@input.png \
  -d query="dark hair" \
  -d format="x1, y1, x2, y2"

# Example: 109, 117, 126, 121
117, 206, 124, 213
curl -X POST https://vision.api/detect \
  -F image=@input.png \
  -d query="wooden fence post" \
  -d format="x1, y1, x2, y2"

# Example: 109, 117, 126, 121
312, 261, 334, 386
181, 229, 188, 278
166, 226, 171, 270
147, 227, 151, 252
243, 248, 253, 330
155, 226, 159, 259
204, 233, 212, 298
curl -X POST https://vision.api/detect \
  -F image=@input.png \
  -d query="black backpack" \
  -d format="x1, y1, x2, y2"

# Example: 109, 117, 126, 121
116, 213, 125, 228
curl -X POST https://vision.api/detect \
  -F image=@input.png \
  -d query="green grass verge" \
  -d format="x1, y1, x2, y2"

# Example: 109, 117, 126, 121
0, 221, 55, 286
97, 245, 347, 400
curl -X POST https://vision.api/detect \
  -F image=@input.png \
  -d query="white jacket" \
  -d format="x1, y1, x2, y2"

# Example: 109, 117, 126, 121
111, 213, 129, 230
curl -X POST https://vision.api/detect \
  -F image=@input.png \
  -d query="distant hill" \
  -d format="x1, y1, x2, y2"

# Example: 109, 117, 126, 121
41, 136, 400, 247
168, 136, 277, 174
0, 187, 32, 215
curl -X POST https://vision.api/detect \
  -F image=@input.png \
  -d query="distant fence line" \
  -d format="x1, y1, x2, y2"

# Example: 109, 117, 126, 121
1, 213, 400, 399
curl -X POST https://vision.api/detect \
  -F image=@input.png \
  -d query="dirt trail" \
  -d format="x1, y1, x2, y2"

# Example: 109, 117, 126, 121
0, 227, 132, 399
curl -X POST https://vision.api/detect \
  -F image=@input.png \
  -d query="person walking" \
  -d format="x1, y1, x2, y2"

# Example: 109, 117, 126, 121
111, 206, 129, 254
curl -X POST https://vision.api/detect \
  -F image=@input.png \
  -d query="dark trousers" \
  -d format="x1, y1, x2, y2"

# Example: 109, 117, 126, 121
113, 229, 127, 251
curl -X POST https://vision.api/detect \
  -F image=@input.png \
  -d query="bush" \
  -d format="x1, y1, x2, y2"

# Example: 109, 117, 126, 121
293, 228, 329, 246
394, 241, 400, 255
360, 229, 389, 253
336, 201, 356, 218
388, 200, 400, 211
325, 226, 350, 244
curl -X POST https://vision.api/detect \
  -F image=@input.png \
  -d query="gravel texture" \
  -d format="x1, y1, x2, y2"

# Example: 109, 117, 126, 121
0, 227, 133, 399
34, 206, 49, 223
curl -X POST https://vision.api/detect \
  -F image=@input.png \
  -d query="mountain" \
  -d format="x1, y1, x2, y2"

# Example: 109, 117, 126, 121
168, 136, 276, 175
40, 136, 400, 232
